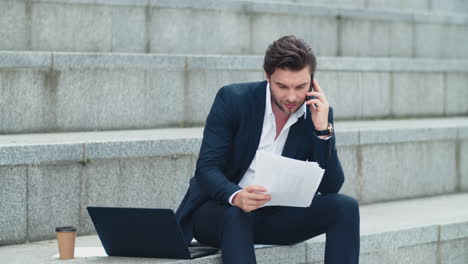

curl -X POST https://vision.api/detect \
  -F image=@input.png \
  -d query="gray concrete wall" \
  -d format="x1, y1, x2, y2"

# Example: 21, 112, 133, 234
0, 155, 195, 245
1, 53, 468, 134
0, 166, 27, 245
0, 0, 467, 58
1, 118, 468, 245
337, 118, 468, 203
248, 0, 468, 14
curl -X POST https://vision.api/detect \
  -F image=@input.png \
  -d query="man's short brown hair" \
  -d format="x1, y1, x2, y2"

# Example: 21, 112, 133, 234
263, 35, 317, 77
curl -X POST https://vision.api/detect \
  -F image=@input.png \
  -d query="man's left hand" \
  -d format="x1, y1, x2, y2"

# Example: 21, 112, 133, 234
305, 79, 329, 131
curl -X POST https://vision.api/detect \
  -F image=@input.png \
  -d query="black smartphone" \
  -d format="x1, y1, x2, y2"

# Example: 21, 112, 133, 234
306, 73, 317, 101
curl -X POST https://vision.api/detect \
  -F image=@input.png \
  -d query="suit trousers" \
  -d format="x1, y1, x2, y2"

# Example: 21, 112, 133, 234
192, 193, 360, 264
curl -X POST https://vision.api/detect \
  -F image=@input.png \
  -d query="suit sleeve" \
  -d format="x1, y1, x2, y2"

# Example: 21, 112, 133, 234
194, 87, 242, 203
311, 107, 345, 194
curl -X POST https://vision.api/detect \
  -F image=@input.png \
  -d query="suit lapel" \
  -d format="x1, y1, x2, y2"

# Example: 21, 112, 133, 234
239, 81, 267, 177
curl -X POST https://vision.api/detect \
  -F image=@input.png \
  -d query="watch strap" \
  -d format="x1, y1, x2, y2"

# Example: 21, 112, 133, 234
314, 123, 333, 136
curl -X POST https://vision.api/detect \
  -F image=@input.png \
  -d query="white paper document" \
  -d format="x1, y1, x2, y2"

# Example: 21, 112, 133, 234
248, 150, 325, 207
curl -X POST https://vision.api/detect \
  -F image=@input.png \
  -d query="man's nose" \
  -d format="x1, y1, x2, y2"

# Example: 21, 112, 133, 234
287, 91, 297, 102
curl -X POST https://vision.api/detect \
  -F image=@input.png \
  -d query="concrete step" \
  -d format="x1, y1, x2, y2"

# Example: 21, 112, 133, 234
245, 0, 468, 14
1, 0, 468, 58
0, 193, 467, 263
0, 117, 467, 245
1, 51, 468, 133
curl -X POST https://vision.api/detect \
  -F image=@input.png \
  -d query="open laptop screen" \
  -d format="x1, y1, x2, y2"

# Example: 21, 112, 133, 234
87, 207, 194, 259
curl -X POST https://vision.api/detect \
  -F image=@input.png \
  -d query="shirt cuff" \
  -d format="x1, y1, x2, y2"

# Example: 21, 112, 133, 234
228, 190, 243, 205
315, 134, 332, 140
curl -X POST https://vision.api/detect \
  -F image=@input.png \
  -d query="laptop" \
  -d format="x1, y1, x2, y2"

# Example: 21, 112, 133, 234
87, 206, 219, 259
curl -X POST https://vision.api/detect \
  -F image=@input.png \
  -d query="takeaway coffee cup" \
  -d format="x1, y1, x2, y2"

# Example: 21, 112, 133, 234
55, 226, 77, 259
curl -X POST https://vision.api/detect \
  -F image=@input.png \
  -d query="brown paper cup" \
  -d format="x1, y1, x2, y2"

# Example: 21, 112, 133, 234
56, 226, 77, 260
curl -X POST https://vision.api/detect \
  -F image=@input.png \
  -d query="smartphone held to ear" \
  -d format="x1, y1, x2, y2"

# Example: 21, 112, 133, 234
306, 73, 318, 108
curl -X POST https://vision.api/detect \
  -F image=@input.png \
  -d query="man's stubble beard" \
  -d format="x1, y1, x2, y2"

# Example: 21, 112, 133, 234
271, 93, 303, 116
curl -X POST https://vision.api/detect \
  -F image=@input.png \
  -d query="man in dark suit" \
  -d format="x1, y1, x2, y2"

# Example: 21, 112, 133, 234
176, 35, 360, 264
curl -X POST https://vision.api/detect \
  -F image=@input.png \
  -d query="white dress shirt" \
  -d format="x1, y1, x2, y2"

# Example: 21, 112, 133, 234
228, 82, 330, 205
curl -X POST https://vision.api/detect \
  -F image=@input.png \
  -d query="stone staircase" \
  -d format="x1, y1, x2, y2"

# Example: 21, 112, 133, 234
2, 194, 468, 263
0, 0, 467, 263
1, 52, 468, 133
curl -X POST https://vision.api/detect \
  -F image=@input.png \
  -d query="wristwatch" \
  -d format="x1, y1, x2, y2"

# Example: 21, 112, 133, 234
314, 123, 333, 136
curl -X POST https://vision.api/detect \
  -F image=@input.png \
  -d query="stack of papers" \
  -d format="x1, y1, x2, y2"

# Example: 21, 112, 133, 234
246, 150, 325, 207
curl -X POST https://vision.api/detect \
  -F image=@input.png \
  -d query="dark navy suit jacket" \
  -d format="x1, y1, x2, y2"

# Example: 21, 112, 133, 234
175, 81, 344, 244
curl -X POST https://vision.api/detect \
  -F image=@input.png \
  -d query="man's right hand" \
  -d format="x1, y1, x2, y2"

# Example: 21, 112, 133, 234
232, 185, 272, 213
